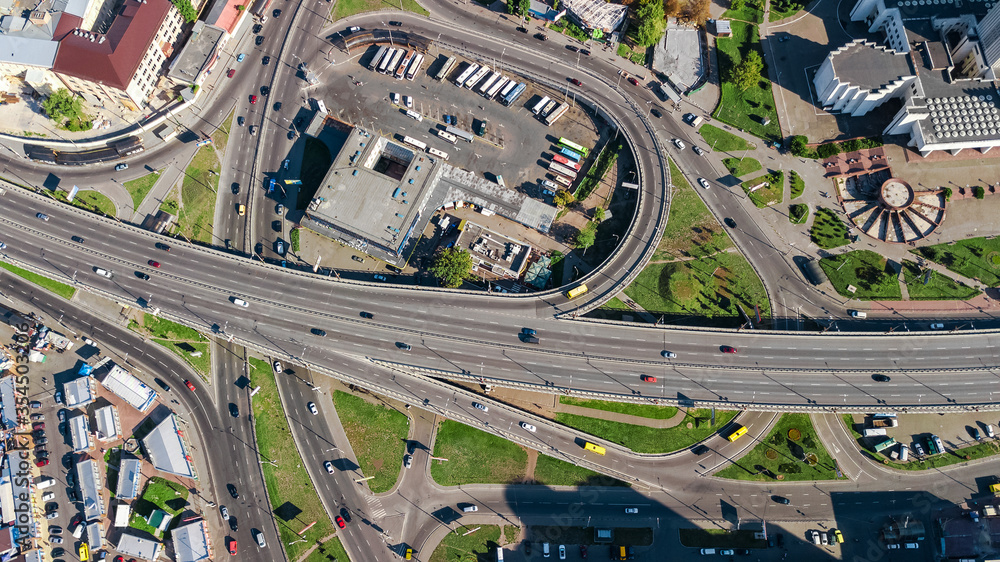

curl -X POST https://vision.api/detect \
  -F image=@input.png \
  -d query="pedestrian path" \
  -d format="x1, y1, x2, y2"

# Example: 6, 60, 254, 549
556, 403, 687, 428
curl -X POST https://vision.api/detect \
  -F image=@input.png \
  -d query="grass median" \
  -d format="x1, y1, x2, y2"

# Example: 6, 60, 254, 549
912, 235, 1000, 286
723, 157, 762, 178
819, 250, 901, 300
741, 170, 783, 208
652, 159, 731, 260
248, 357, 335, 561
699, 124, 754, 152
560, 396, 678, 420
0, 261, 76, 300
331, 390, 409, 493
555, 409, 739, 454
901, 260, 980, 300
332, 0, 428, 20
715, 413, 843, 482
430, 524, 503, 562
124, 171, 161, 210
303, 537, 350, 562
127, 314, 210, 380
533, 454, 628, 487
430, 420, 527, 486
177, 144, 220, 245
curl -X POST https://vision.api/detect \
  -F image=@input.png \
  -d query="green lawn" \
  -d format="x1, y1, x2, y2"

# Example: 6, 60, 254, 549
741, 170, 783, 208
769, 0, 806, 21
789, 203, 809, 224
715, 413, 843, 481
290, 228, 301, 253
129, 477, 189, 537
0, 261, 76, 299
901, 260, 979, 300
303, 537, 350, 562
698, 124, 755, 152
653, 159, 731, 260
624, 251, 771, 322
248, 357, 335, 561
601, 296, 631, 311
789, 170, 805, 199
713, 21, 782, 140
332, 0, 427, 20
809, 207, 851, 249
722, 157, 762, 177
913, 236, 1000, 286
554, 409, 739, 454
533, 454, 628, 487
819, 250, 901, 300
430, 525, 502, 562
74, 190, 117, 215
129, 313, 211, 380
616, 43, 646, 65
722, 3, 764, 22
124, 172, 161, 210
177, 145, 220, 245
212, 109, 234, 152
431, 420, 528, 486
560, 396, 678, 420
332, 390, 409, 493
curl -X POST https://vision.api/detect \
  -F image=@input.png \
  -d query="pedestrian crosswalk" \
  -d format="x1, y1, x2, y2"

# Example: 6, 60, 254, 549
365, 494, 386, 520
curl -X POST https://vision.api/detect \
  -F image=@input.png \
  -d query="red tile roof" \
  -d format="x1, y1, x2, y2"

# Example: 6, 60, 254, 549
52, 0, 172, 91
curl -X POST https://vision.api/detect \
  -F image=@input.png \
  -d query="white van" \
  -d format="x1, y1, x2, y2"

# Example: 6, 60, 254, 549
94, 267, 113, 278
542, 542, 550, 557
406, 110, 423, 122
699, 548, 716, 555
850, 310, 867, 318
36, 477, 55, 489
899, 444, 909, 461
71, 523, 83, 539
462, 505, 478, 512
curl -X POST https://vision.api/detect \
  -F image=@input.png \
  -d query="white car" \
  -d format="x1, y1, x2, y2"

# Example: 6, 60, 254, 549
697, 178, 710, 189
929, 322, 945, 329
520, 422, 536, 432
324, 461, 334, 474
232, 298, 249, 307
692, 145, 705, 156
559, 545, 566, 559
624, 507, 638, 514
220, 505, 230, 520
42, 492, 55, 501
272, 361, 282, 374
0, 241, 6, 250
404, 95, 413, 109
308, 402, 318, 415
661, 350, 677, 358
987, 424, 996, 439
673, 138, 685, 149
392, 93, 400, 105
472, 402, 488, 412
403, 454, 412, 468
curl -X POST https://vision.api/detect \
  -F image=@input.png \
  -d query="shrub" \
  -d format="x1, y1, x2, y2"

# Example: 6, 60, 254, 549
816, 143, 840, 158
942, 187, 952, 201
974, 186, 986, 199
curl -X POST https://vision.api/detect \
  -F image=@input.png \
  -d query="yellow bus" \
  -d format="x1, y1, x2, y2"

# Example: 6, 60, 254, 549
727, 425, 748, 442
566, 284, 589, 299
583, 442, 606, 455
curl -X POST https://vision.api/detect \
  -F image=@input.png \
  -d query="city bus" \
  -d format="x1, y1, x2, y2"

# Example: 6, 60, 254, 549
477, 71, 500, 95
405, 54, 424, 81
539, 100, 557, 118
583, 441, 606, 455
559, 146, 582, 162
394, 50, 415, 80
465, 65, 490, 89
498, 79, 516, 99
503, 83, 526, 107
544, 103, 569, 126
402, 136, 427, 151
436, 130, 458, 144
558, 137, 589, 157
377, 48, 396, 73
548, 162, 578, 180
552, 154, 581, 170
445, 126, 474, 143
427, 147, 449, 160
531, 96, 551, 115
368, 46, 388, 71
727, 424, 748, 442
454, 62, 479, 87
552, 174, 572, 188
383, 49, 404, 75
566, 284, 588, 299
435, 56, 457, 81
486, 76, 509, 100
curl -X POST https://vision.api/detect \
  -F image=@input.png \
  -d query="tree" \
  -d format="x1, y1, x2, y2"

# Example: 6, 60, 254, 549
553, 190, 576, 208
682, 0, 711, 26
593, 207, 606, 222
789, 135, 809, 156
731, 50, 763, 91
507, 0, 517, 15
664, 0, 681, 17
575, 222, 597, 251
42, 89, 83, 123
169, 0, 198, 22
519, 0, 530, 15
634, 0, 666, 47
429, 248, 474, 288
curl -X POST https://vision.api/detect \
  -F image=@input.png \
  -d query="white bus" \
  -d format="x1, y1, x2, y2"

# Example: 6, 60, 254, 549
539, 100, 558, 118
384, 49, 404, 75
405, 110, 423, 122
531, 96, 551, 115
498, 79, 516, 99
405, 54, 424, 81
435, 56, 457, 81
402, 135, 427, 150
377, 48, 397, 73
368, 46, 388, 71
436, 130, 458, 144
549, 161, 579, 179
394, 50, 415, 80
477, 71, 501, 95
465, 65, 490, 89
486, 76, 509, 100
427, 146, 450, 160
544, 103, 569, 126
552, 174, 572, 188
454, 63, 479, 87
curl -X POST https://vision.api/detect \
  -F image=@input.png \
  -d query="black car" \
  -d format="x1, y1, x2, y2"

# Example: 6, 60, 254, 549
261, 85, 270, 96
237, 116, 245, 127
155, 242, 171, 251
71, 236, 85, 243
534, 32, 547, 41
228, 484, 239, 499
288, 130, 296, 140
57, 409, 66, 422
262, 55, 270, 65
565, 45, 578, 52
229, 403, 239, 418
516, 26, 528, 33
650, 108, 662, 118
311, 328, 327, 337
360, 311, 374, 319
872, 374, 891, 382
388, 20, 402, 26
772, 495, 791, 504
135, 271, 150, 281
294, 117, 304, 127
231, 183, 240, 195
273, 102, 282, 111
776, 533, 784, 547
581, 49, 591, 55
272, 8, 281, 16
724, 217, 737, 228
255, 35, 264, 46
691, 444, 709, 455
252, 23, 262, 33
154, 378, 171, 391
229, 517, 239, 532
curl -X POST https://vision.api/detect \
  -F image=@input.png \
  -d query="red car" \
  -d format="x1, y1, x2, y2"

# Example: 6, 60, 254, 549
335, 516, 346, 528
35, 459, 48, 467
115, 557, 124, 562
570, 78, 582, 86
721, 346, 738, 354
250, 95, 257, 104
148, 260, 160, 268
227, 69, 235, 78
628, 77, 639, 86
184, 380, 196, 391
227, 538, 237, 555
640, 375, 657, 383
32, 422, 44, 431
